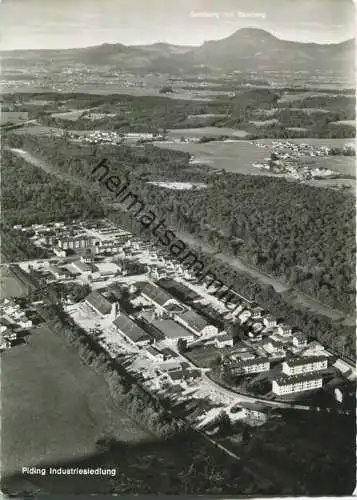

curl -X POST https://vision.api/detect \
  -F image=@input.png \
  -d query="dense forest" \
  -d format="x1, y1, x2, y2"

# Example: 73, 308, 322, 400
7, 133, 355, 314
2, 150, 105, 225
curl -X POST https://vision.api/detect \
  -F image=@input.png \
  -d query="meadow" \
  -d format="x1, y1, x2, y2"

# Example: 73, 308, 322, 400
155, 140, 268, 175
0, 267, 29, 298
1, 326, 151, 479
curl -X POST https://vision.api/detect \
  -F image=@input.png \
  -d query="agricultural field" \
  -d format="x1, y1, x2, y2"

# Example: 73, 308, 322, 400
1, 326, 151, 484
155, 140, 269, 175
0, 267, 29, 298
51, 109, 89, 121
167, 127, 249, 138
277, 92, 331, 103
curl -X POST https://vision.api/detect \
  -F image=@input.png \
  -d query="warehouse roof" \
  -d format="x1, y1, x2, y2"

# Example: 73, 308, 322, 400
113, 313, 151, 344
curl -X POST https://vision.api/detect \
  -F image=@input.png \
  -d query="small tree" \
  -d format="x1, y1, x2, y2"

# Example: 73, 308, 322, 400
177, 338, 187, 353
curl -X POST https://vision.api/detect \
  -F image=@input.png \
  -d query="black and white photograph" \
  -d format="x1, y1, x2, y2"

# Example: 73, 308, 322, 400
0, 0, 356, 497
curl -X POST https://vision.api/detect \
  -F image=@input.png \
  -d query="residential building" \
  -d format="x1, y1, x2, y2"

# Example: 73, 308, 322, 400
215, 333, 234, 348
263, 315, 277, 329
277, 323, 292, 337
113, 313, 152, 347
57, 235, 96, 250
292, 331, 307, 347
272, 373, 323, 395
282, 355, 328, 376
225, 357, 270, 375
251, 306, 264, 319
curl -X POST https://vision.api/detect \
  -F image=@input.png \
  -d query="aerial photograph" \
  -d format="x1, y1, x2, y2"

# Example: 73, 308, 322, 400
0, 0, 356, 497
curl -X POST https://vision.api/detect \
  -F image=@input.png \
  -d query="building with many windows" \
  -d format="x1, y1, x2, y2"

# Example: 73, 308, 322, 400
282, 355, 328, 376
272, 373, 323, 395
224, 357, 270, 376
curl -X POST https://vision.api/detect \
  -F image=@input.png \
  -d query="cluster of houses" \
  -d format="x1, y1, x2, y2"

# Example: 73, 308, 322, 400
0, 298, 33, 350
253, 140, 339, 180
71, 130, 165, 145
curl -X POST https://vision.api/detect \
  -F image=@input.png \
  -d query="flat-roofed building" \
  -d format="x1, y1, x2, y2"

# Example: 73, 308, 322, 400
282, 355, 328, 376
272, 372, 323, 395
113, 313, 151, 347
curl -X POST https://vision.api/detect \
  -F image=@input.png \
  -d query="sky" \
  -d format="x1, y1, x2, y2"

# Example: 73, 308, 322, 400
1, 0, 355, 50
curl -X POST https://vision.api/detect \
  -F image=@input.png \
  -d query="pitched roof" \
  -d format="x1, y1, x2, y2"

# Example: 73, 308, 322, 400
226, 356, 270, 367
113, 313, 150, 343
85, 291, 112, 315
217, 333, 233, 342
177, 310, 209, 332
141, 282, 175, 306
274, 372, 324, 385
150, 319, 193, 340
284, 355, 328, 367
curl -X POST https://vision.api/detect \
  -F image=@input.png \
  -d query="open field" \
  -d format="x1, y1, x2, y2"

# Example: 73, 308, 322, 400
51, 109, 89, 120
1, 326, 151, 480
278, 92, 332, 103
330, 120, 355, 126
155, 140, 269, 175
0, 266, 29, 298
167, 127, 249, 138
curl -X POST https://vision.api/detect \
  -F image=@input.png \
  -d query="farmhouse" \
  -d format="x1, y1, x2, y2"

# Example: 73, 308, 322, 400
113, 313, 152, 347
272, 372, 323, 395
282, 355, 328, 376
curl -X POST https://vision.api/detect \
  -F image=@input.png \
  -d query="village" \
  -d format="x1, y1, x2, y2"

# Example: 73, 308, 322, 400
1, 218, 355, 433
252, 140, 354, 180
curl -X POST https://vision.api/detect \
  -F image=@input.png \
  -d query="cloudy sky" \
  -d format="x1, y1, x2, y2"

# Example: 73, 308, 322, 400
1, 0, 355, 50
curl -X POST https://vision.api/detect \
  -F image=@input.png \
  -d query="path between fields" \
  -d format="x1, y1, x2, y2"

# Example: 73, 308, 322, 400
8, 147, 353, 325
